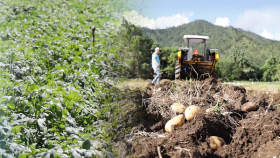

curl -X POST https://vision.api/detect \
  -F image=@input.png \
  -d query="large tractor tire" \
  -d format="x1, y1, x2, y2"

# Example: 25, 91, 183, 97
175, 61, 181, 80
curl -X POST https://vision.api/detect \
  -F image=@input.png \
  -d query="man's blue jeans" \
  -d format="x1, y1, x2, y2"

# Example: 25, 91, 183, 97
152, 67, 160, 84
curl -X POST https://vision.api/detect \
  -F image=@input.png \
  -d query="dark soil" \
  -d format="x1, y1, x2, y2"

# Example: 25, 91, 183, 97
115, 78, 280, 158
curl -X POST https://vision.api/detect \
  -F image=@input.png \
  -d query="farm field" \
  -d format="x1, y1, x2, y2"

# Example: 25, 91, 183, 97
0, 0, 128, 157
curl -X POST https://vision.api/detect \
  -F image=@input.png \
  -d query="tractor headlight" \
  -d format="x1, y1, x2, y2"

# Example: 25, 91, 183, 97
215, 53, 219, 62
177, 51, 181, 60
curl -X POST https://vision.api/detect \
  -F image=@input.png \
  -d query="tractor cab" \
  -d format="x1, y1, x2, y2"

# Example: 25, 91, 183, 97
176, 35, 219, 80
179, 35, 210, 62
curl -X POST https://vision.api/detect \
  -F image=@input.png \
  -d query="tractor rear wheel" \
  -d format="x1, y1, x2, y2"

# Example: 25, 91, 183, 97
175, 61, 181, 80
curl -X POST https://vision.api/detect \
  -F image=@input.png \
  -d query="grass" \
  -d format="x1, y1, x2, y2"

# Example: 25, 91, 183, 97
115, 78, 151, 90
115, 78, 175, 90
228, 81, 280, 94
116, 78, 280, 94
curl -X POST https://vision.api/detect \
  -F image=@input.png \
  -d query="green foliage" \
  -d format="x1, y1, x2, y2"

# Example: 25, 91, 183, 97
274, 65, 280, 81
215, 46, 262, 81
261, 55, 280, 81
212, 99, 226, 114
158, 47, 178, 78
117, 19, 154, 78
228, 47, 252, 69
0, 0, 132, 157
231, 66, 243, 80
215, 59, 235, 80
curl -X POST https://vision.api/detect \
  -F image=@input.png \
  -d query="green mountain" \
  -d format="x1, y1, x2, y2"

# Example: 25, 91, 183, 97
142, 20, 280, 67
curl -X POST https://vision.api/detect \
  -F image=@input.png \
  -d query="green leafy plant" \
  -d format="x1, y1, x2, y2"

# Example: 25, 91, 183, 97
213, 99, 226, 114
0, 0, 132, 157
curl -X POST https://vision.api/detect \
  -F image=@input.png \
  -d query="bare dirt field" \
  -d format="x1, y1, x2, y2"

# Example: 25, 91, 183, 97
116, 78, 280, 158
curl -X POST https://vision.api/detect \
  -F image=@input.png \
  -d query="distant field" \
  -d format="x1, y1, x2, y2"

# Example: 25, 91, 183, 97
116, 78, 280, 93
229, 81, 280, 94
115, 78, 152, 90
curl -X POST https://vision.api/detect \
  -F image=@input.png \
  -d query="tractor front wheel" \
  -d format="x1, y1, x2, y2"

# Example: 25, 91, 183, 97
175, 61, 181, 80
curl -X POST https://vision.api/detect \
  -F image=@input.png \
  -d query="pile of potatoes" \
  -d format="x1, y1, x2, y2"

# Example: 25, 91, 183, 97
165, 103, 203, 133
164, 102, 258, 150
165, 103, 225, 150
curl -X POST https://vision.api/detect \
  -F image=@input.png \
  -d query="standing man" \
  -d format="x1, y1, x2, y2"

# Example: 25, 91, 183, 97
151, 47, 161, 85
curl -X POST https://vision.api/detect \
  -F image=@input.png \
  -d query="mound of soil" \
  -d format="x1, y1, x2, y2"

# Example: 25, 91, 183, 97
218, 107, 280, 158
132, 114, 236, 158
115, 78, 280, 158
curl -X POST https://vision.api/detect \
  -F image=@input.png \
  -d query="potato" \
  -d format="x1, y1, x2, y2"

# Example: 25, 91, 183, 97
171, 103, 186, 113
209, 136, 225, 150
165, 114, 185, 133
241, 102, 257, 112
185, 105, 203, 121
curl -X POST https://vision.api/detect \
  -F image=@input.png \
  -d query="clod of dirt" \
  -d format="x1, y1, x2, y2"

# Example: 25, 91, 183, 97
252, 139, 280, 158
217, 109, 280, 158
185, 105, 203, 121
206, 107, 214, 113
208, 136, 226, 150
241, 102, 258, 112
165, 114, 185, 133
171, 103, 186, 113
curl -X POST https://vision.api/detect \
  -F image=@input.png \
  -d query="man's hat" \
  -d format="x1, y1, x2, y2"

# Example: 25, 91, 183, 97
155, 47, 160, 51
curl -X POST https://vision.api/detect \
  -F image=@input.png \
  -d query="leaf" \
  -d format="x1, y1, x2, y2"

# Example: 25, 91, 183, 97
1, 126, 12, 136
70, 150, 81, 158
37, 118, 47, 131
2, 153, 14, 158
1, 96, 13, 101
7, 103, 15, 110
62, 109, 68, 116
65, 127, 78, 135
82, 138, 91, 150
40, 92, 46, 98
11, 126, 21, 133
42, 149, 55, 158
42, 153, 50, 158
8, 143, 25, 155
65, 117, 77, 127
105, 152, 115, 158
83, 150, 96, 158
26, 76, 35, 84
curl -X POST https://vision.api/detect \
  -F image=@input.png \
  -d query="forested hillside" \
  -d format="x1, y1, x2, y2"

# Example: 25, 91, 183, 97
142, 20, 280, 67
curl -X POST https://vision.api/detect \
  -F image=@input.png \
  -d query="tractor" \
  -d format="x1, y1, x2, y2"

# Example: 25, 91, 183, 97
175, 35, 219, 80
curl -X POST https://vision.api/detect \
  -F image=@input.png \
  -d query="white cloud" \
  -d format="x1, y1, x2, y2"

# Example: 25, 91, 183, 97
234, 9, 280, 40
214, 17, 230, 27
260, 29, 274, 39
275, 33, 280, 41
123, 10, 192, 29
155, 13, 190, 29
123, 11, 155, 29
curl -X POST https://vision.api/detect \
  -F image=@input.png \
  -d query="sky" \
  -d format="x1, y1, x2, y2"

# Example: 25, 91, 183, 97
123, 0, 280, 40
